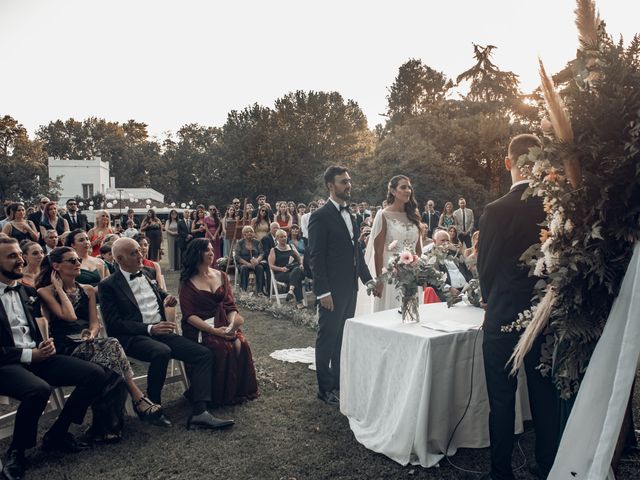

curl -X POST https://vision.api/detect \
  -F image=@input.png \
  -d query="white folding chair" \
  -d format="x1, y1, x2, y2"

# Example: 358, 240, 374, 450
269, 269, 289, 306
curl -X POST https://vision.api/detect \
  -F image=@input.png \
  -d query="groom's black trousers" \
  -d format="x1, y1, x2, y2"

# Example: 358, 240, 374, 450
482, 332, 560, 480
315, 291, 357, 394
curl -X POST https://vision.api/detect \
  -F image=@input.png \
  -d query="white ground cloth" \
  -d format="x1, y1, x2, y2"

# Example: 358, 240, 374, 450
270, 347, 316, 370
549, 242, 640, 480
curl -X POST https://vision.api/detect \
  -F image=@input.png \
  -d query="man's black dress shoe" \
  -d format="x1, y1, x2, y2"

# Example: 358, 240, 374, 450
317, 390, 339, 406
145, 411, 172, 427
2, 449, 26, 480
41, 432, 90, 453
186, 411, 235, 430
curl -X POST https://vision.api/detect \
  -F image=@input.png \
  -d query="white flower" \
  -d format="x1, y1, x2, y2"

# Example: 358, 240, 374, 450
549, 211, 564, 236
532, 162, 544, 178
534, 258, 545, 277
564, 219, 574, 233
541, 238, 553, 254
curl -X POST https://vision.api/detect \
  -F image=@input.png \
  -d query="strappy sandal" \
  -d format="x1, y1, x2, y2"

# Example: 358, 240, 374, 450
133, 396, 162, 421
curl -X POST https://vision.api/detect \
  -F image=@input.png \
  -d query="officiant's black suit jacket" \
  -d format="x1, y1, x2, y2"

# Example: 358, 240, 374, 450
98, 270, 168, 349
477, 182, 544, 333
307, 201, 372, 300
62, 212, 89, 231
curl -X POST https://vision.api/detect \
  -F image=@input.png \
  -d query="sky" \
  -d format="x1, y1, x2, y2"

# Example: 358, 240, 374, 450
1, 0, 638, 140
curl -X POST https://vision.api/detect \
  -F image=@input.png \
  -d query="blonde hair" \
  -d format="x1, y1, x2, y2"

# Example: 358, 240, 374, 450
275, 229, 287, 238
241, 225, 255, 235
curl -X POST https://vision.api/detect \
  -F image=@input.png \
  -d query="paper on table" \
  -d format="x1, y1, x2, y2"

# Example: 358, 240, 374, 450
420, 317, 481, 332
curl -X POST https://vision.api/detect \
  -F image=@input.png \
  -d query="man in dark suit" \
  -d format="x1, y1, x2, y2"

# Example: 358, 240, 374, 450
421, 200, 440, 238
428, 230, 473, 301
177, 209, 192, 259
27, 197, 49, 231
477, 134, 559, 480
98, 237, 233, 431
0, 237, 109, 480
308, 166, 379, 406
61, 199, 88, 231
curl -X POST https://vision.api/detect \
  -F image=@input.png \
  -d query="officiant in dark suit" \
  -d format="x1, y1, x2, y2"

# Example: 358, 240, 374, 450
307, 166, 379, 406
98, 237, 234, 431
61, 199, 88, 231
477, 134, 559, 480
0, 237, 108, 480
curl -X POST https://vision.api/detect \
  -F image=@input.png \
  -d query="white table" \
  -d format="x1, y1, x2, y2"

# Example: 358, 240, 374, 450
340, 302, 529, 468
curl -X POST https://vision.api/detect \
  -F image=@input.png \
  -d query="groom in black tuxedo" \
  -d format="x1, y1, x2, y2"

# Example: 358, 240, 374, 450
308, 166, 379, 406
477, 134, 559, 480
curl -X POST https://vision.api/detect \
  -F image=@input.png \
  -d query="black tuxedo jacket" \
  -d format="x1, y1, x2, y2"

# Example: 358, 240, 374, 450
0, 285, 43, 366
435, 259, 473, 301
62, 212, 89, 231
477, 183, 545, 333
307, 202, 372, 300
177, 219, 191, 247
98, 270, 168, 349
260, 235, 276, 261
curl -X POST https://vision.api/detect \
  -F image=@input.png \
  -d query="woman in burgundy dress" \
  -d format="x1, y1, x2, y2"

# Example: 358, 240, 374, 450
179, 238, 258, 406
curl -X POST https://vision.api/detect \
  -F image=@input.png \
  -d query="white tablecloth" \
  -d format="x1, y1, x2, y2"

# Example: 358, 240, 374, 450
340, 302, 529, 467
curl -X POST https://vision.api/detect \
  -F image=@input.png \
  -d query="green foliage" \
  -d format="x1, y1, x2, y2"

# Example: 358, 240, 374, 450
0, 115, 60, 203
518, 30, 640, 398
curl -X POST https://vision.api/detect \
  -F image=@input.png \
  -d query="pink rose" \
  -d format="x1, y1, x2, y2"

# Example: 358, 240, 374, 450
412, 254, 419, 264
399, 251, 413, 264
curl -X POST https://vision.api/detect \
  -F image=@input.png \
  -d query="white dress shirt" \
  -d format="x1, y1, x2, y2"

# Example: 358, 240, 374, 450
120, 270, 163, 333
328, 198, 354, 243
444, 260, 467, 289
0, 282, 36, 363
300, 212, 311, 239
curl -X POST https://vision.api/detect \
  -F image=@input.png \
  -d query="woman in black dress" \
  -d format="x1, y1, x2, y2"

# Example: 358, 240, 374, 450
2, 203, 39, 242
38, 201, 69, 241
268, 229, 304, 308
140, 209, 162, 261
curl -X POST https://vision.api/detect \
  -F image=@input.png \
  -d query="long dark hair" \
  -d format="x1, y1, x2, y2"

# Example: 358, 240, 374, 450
386, 175, 423, 231
64, 228, 86, 247
179, 238, 210, 286
35, 246, 74, 289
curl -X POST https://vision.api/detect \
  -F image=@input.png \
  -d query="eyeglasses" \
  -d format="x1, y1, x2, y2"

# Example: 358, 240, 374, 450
62, 257, 82, 265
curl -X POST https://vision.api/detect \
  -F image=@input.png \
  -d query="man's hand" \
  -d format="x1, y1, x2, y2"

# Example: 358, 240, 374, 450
449, 287, 461, 297
32, 339, 56, 363
372, 284, 383, 298
164, 295, 178, 307
320, 295, 334, 311
150, 321, 177, 335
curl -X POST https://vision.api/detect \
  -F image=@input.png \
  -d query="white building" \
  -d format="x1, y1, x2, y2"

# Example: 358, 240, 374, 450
48, 156, 110, 204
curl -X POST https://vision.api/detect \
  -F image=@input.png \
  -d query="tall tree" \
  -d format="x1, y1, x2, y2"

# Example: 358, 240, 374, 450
386, 59, 452, 127
0, 115, 59, 203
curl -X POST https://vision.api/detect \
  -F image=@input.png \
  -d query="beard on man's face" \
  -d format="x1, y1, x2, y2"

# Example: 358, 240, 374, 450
0, 265, 24, 280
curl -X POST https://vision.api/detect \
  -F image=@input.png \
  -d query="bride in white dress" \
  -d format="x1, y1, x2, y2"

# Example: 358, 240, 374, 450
364, 175, 423, 313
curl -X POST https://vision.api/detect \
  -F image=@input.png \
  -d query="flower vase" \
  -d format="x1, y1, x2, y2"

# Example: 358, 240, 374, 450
401, 294, 420, 323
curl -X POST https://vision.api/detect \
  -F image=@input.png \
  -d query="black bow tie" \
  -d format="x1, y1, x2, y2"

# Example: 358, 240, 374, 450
339, 205, 350, 212
3, 284, 21, 294
130, 271, 144, 279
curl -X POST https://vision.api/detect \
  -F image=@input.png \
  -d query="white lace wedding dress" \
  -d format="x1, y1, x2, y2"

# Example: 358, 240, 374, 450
362, 209, 421, 313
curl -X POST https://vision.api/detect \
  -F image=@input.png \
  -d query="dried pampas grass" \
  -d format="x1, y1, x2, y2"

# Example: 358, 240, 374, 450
508, 288, 556, 375
575, 0, 600, 50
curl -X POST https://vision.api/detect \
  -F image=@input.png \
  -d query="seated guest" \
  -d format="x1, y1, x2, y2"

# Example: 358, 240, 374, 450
447, 225, 465, 257
39, 202, 69, 243
2, 203, 39, 243
268, 229, 305, 309
100, 244, 116, 274
132, 233, 166, 291
234, 226, 265, 295
430, 230, 473, 301
288, 224, 306, 257
43, 229, 59, 254
179, 239, 258, 406
464, 231, 480, 277
98, 237, 234, 430
65, 229, 108, 288
260, 222, 279, 294
37, 247, 161, 438
123, 219, 139, 238
19, 241, 44, 288
0, 238, 109, 480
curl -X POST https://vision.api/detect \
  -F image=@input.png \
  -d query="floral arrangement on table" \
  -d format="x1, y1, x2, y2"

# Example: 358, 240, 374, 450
367, 240, 451, 323
447, 278, 483, 308
505, 0, 640, 399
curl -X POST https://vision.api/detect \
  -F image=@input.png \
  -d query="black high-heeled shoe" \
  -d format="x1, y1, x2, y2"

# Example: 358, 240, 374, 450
285, 291, 294, 302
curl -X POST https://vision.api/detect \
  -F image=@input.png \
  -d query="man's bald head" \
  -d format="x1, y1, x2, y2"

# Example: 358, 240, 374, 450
112, 237, 143, 272
433, 230, 450, 246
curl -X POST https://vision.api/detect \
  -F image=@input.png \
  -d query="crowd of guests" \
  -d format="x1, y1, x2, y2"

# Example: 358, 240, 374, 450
0, 204, 260, 479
